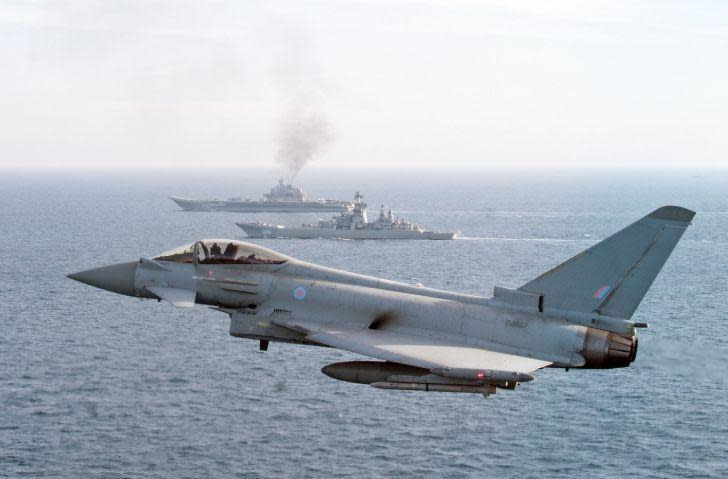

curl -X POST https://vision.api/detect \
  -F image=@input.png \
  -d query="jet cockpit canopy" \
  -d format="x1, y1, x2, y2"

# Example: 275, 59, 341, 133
152, 240, 288, 265
152, 243, 195, 263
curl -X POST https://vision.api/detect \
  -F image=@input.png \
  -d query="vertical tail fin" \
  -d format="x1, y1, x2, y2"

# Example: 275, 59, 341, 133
518, 206, 695, 319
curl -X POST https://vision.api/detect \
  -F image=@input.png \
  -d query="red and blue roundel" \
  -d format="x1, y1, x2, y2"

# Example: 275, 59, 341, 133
293, 286, 307, 301
593, 285, 611, 300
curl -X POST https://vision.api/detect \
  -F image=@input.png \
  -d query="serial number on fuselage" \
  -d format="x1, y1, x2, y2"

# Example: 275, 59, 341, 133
505, 319, 528, 328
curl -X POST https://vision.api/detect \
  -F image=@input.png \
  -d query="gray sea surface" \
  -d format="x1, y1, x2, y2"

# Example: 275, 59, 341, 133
1, 169, 727, 478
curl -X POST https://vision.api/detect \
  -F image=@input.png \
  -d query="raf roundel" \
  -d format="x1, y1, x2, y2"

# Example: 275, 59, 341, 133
592, 285, 611, 300
293, 286, 307, 301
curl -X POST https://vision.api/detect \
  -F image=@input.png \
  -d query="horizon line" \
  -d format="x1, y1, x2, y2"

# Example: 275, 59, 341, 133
2, 165, 728, 171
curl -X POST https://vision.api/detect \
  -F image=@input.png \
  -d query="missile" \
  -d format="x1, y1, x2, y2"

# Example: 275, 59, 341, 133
321, 361, 521, 396
431, 367, 534, 383
370, 382, 497, 395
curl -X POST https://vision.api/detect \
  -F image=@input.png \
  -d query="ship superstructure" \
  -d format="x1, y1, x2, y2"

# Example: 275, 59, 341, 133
237, 192, 458, 240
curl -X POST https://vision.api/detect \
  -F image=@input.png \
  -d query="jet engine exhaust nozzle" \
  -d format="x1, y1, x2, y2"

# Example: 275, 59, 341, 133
581, 328, 638, 369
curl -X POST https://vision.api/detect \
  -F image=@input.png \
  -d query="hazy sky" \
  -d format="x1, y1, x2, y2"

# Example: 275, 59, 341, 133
1, 1, 727, 170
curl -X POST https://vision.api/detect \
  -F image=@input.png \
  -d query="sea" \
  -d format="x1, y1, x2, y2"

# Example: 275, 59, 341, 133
1, 169, 726, 478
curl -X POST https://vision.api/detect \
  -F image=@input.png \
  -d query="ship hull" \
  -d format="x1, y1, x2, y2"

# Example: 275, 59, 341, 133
237, 223, 457, 240
170, 196, 348, 213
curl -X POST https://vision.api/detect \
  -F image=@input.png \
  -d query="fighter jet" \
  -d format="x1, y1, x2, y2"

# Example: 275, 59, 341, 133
67, 206, 694, 398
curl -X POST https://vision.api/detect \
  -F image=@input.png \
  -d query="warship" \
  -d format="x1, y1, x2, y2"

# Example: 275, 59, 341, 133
237, 193, 458, 240
170, 179, 351, 212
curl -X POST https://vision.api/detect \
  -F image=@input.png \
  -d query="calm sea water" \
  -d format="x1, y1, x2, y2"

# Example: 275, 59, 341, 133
1, 169, 727, 478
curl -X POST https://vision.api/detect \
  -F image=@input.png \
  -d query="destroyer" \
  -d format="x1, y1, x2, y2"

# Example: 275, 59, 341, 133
170, 179, 351, 212
237, 193, 458, 240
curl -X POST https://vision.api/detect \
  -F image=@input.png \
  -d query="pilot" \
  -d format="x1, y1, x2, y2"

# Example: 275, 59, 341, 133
223, 243, 239, 259
210, 242, 222, 258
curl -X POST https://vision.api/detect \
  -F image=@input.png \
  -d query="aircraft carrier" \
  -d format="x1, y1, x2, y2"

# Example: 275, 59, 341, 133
170, 179, 351, 213
237, 192, 458, 240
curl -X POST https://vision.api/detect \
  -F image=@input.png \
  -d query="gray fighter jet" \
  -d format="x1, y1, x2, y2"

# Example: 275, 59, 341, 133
67, 206, 694, 398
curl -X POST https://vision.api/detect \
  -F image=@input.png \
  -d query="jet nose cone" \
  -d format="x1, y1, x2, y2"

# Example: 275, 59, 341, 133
67, 261, 138, 296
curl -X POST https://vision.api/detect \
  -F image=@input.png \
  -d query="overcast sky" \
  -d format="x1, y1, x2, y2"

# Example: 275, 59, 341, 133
1, 1, 727, 170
